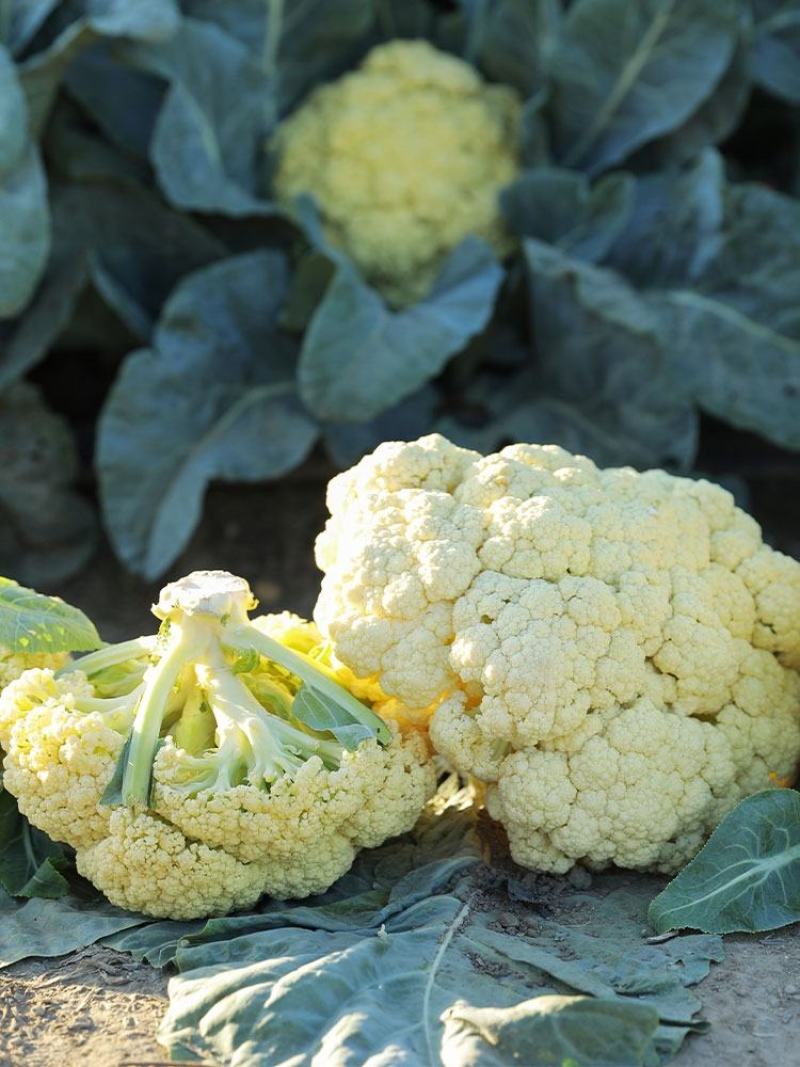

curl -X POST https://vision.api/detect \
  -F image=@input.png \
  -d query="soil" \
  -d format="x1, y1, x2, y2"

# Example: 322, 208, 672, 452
2, 467, 799, 1067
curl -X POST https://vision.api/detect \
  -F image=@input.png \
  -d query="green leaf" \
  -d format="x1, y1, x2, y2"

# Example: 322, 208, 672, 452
0, 580, 99, 655
300, 237, 504, 422
523, 239, 698, 469
0, 790, 70, 899
125, 18, 273, 216
501, 168, 634, 263
0, 43, 26, 169
0, 888, 146, 968
0, 143, 50, 319
154, 831, 720, 1065
442, 996, 660, 1067
551, 0, 743, 174
97, 251, 318, 578
475, 0, 562, 97
292, 686, 376, 749
649, 790, 800, 935
3, 0, 60, 56
0, 383, 99, 587
752, 0, 800, 104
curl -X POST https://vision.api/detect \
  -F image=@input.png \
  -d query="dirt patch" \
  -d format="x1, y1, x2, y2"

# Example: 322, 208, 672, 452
0, 946, 169, 1066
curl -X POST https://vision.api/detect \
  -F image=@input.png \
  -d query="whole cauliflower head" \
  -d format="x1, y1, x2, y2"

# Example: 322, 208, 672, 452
314, 434, 800, 875
0, 573, 435, 919
273, 39, 521, 306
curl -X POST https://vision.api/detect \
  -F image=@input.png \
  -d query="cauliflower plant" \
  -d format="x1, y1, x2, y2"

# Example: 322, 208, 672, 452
0, 571, 434, 918
314, 434, 800, 875
273, 39, 521, 306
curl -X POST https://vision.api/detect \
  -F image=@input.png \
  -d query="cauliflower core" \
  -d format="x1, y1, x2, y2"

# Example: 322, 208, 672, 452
0, 572, 434, 918
314, 435, 800, 875
273, 39, 521, 306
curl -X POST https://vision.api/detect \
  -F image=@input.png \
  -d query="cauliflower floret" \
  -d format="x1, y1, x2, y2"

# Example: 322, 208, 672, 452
315, 434, 800, 874
0, 650, 69, 691
77, 809, 270, 920
273, 40, 521, 306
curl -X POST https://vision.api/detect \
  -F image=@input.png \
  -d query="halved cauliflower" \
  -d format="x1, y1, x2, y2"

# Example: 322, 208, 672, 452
314, 434, 800, 874
0, 572, 435, 918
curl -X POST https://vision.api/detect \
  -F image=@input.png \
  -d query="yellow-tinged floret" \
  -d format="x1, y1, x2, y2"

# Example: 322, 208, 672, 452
0, 650, 69, 691
273, 39, 521, 306
314, 434, 800, 874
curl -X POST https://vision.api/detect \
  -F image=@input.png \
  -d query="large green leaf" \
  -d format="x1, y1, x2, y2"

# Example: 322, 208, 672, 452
649, 790, 800, 935
0, 383, 98, 586
550, 0, 743, 174
0, 144, 50, 319
501, 168, 634, 263
125, 18, 272, 215
150, 802, 720, 1066
0, 888, 146, 968
752, 0, 800, 103
300, 237, 504, 422
97, 251, 318, 578
0, 790, 70, 899
523, 239, 698, 469
475, 0, 562, 97
0, 578, 99, 654
442, 996, 660, 1067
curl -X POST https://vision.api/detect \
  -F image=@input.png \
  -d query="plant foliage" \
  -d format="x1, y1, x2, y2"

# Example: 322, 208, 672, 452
1, 0, 799, 580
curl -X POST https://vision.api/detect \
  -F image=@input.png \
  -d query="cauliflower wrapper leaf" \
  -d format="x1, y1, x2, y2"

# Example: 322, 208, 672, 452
0, 572, 434, 919
273, 39, 521, 307
314, 434, 800, 875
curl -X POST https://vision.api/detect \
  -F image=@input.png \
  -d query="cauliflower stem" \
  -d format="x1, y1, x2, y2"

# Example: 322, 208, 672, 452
98, 571, 391, 808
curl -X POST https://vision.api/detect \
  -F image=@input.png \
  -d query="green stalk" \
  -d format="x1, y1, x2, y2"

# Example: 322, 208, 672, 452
120, 633, 195, 807
227, 624, 391, 745
205, 664, 344, 772
59, 637, 157, 679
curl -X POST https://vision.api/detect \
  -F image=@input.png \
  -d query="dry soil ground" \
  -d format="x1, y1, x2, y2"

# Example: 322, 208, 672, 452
2, 468, 798, 1067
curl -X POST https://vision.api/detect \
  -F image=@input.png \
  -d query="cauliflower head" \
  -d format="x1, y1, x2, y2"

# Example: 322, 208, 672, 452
314, 434, 800, 875
0, 572, 434, 918
1, 649, 69, 690
273, 39, 521, 306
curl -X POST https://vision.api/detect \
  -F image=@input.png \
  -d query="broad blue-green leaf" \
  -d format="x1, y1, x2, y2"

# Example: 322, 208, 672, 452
476, 0, 561, 97
0, 383, 97, 585
45, 96, 150, 184
17, 0, 178, 138
156, 846, 719, 1065
3, 0, 60, 55
752, 0, 800, 103
324, 385, 438, 468
0, 43, 26, 168
0, 144, 50, 319
97, 252, 318, 578
524, 239, 698, 469
605, 150, 726, 287
501, 168, 634, 263
66, 45, 165, 159
186, 0, 374, 116
649, 790, 800, 934
300, 237, 504, 422
0, 791, 70, 899
54, 181, 225, 341
630, 28, 752, 168
551, 0, 743, 174
0, 888, 146, 968
442, 996, 660, 1067
126, 18, 272, 215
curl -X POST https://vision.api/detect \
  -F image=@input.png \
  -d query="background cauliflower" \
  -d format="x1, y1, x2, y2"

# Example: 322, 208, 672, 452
0, 572, 435, 919
273, 39, 521, 306
314, 434, 800, 875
